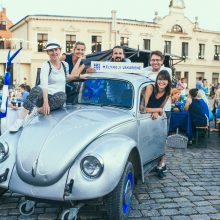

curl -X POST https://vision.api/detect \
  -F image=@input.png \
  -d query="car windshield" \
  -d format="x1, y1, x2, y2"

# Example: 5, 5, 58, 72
78, 78, 134, 109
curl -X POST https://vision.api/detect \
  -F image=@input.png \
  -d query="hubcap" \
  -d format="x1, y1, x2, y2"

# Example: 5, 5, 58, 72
123, 171, 133, 214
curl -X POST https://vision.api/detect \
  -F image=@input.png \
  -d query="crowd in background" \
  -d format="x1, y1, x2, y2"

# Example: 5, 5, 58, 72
0, 82, 31, 110
171, 75, 220, 132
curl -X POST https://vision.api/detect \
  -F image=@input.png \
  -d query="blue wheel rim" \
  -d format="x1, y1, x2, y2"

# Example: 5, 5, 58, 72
122, 171, 133, 214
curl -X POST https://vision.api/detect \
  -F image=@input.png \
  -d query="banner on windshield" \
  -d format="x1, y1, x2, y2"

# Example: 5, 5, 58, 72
91, 61, 144, 74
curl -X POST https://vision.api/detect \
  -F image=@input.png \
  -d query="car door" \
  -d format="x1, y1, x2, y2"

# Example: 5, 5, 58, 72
137, 84, 167, 165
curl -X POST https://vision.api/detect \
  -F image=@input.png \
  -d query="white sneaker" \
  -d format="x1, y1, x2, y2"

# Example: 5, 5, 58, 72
9, 119, 24, 133
23, 107, 39, 126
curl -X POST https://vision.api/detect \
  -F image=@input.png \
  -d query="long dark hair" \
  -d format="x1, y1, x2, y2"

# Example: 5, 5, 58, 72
154, 70, 172, 96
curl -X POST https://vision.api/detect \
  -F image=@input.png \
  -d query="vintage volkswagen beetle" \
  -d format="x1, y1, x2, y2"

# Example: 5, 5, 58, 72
0, 72, 167, 220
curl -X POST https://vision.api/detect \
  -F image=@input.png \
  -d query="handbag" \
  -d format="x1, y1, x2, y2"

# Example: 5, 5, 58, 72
166, 128, 188, 149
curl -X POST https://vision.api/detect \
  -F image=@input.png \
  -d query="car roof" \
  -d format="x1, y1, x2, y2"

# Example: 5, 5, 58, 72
89, 72, 153, 87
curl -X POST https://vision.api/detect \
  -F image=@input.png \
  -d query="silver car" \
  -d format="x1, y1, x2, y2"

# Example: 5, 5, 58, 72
0, 72, 167, 220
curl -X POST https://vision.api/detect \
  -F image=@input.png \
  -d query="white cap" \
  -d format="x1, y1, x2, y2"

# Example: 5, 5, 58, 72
44, 40, 61, 51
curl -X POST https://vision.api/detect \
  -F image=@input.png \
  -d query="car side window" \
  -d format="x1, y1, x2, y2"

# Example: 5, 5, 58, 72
139, 86, 147, 114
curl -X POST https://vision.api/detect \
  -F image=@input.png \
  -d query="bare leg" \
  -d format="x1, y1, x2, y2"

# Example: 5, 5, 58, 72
159, 156, 165, 167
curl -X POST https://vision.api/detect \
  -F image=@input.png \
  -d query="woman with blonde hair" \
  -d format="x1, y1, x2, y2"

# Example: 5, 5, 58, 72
61, 41, 92, 104
213, 88, 220, 119
61, 41, 89, 79
214, 88, 220, 107
171, 88, 180, 103
198, 89, 209, 107
198, 89, 213, 121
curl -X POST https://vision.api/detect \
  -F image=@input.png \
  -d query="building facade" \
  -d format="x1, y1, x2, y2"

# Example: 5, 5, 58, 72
0, 0, 220, 88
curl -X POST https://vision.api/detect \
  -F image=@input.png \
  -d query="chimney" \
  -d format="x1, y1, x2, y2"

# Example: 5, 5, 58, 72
111, 10, 117, 32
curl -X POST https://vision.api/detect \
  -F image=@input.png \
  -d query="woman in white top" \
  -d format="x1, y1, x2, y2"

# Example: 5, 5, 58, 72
10, 41, 71, 133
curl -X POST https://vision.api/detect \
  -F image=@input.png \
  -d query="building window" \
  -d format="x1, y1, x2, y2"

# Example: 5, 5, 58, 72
120, 37, 129, 47
37, 33, 48, 52
91, 35, 102, 53
66, 34, 76, 53
171, 24, 183, 33
196, 72, 204, 82
182, 42, 188, 58
143, 39, 150, 50
184, 71, 189, 87
175, 71, 181, 81
214, 45, 220, 60
212, 72, 219, 84
0, 37, 4, 49
198, 44, 205, 59
0, 21, 6, 30
165, 41, 171, 54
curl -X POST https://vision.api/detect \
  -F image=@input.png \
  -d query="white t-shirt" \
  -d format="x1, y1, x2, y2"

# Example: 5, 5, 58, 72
143, 65, 172, 111
39, 61, 69, 95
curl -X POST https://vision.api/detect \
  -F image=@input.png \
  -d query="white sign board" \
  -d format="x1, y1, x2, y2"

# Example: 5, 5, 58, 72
91, 61, 144, 74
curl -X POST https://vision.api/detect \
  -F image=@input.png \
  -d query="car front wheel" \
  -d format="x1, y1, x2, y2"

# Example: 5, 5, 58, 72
106, 161, 134, 220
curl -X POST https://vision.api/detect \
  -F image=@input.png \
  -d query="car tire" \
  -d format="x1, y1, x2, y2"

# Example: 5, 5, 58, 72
0, 187, 7, 196
106, 161, 134, 220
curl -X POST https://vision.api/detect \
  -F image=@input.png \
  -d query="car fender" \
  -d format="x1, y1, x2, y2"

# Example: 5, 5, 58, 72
0, 131, 22, 189
65, 133, 142, 200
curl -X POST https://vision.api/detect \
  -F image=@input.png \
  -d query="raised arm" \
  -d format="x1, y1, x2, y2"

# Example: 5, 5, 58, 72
66, 57, 88, 81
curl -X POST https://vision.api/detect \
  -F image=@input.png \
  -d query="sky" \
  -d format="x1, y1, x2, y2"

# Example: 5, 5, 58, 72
2, 0, 220, 31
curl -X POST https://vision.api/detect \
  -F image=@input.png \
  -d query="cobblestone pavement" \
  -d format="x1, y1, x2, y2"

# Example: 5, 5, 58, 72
0, 132, 219, 220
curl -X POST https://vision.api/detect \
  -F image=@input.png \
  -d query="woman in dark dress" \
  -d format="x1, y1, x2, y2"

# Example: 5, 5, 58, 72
145, 70, 172, 119
145, 70, 172, 179
184, 88, 208, 138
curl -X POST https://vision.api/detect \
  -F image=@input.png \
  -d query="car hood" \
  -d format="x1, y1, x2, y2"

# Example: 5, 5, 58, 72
16, 106, 134, 186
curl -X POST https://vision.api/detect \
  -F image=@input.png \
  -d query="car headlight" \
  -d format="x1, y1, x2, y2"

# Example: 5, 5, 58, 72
0, 141, 9, 163
80, 155, 104, 179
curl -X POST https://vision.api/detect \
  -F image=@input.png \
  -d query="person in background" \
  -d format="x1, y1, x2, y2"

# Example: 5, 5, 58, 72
144, 50, 172, 177
177, 77, 187, 102
10, 40, 68, 133
184, 88, 207, 139
196, 76, 203, 90
170, 88, 183, 112
25, 85, 31, 93
177, 77, 184, 90
214, 88, 220, 106
171, 88, 181, 103
18, 84, 30, 103
210, 83, 215, 98
212, 88, 220, 119
145, 70, 171, 178
198, 89, 213, 121
202, 78, 209, 99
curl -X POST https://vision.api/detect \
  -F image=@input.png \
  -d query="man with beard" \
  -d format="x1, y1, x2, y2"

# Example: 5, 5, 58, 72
110, 46, 131, 62
106, 46, 131, 103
